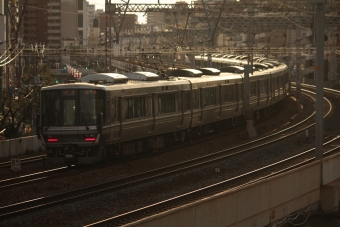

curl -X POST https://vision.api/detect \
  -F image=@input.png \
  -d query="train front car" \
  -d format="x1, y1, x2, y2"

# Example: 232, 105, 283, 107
38, 83, 106, 166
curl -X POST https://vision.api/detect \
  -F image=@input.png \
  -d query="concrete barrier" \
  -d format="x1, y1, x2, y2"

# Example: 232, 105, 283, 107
124, 162, 321, 227
124, 151, 340, 227
0, 136, 44, 159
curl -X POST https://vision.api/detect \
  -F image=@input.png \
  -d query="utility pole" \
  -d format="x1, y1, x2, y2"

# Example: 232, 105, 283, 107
296, 10, 302, 113
314, 0, 325, 163
32, 53, 38, 135
105, 16, 108, 72
243, 0, 257, 139
109, 15, 111, 73
0, 66, 2, 108
329, 28, 337, 88
190, 18, 196, 69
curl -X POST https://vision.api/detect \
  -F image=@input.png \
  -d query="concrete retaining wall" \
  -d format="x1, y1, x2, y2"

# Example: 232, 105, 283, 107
125, 162, 321, 227
126, 151, 340, 227
0, 136, 43, 158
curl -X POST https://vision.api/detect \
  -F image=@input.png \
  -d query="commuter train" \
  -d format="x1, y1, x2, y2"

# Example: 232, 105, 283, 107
37, 55, 288, 165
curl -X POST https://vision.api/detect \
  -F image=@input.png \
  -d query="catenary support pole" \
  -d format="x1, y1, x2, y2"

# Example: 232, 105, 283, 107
315, 1, 324, 162
243, 65, 257, 138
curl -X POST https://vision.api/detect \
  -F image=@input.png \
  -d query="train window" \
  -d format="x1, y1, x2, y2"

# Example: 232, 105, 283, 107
192, 90, 199, 109
41, 90, 60, 126
63, 99, 76, 126
158, 93, 176, 114
222, 85, 235, 103
203, 87, 217, 107
80, 90, 105, 125
250, 82, 257, 97
124, 96, 146, 120
260, 80, 267, 95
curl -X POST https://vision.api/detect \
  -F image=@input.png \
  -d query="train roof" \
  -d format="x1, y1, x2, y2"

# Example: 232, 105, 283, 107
79, 73, 128, 84
266, 61, 280, 66
168, 69, 203, 77
198, 68, 221, 75
220, 66, 244, 73
181, 72, 243, 82
253, 63, 269, 71
40, 82, 109, 91
41, 63, 287, 92
123, 71, 160, 81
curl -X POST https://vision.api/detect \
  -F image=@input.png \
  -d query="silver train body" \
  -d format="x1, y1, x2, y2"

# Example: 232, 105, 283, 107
38, 56, 288, 165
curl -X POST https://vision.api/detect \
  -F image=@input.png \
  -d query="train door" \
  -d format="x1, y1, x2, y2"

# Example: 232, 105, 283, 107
199, 88, 204, 123
177, 91, 183, 127
106, 97, 110, 143
179, 91, 188, 127
59, 89, 78, 127
270, 74, 273, 104
235, 83, 239, 114
113, 98, 121, 140
148, 94, 155, 133
277, 75, 280, 98
218, 85, 222, 118
257, 80, 260, 106
282, 74, 286, 95
266, 78, 270, 104
108, 98, 114, 142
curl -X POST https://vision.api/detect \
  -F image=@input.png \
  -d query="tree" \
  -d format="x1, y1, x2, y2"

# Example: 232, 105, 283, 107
0, 64, 55, 138
0, 90, 32, 138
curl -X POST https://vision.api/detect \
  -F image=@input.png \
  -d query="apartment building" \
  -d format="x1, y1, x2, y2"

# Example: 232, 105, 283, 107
87, 3, 95, 32
147, 1, 190, 30
18, 0, 93, 47
19, 0, 48, 45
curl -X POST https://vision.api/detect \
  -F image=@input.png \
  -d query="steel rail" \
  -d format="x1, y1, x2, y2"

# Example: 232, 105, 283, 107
0, 89, 325, 220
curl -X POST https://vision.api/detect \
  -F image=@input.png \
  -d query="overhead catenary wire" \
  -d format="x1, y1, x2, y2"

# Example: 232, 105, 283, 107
0, 45, 25, 67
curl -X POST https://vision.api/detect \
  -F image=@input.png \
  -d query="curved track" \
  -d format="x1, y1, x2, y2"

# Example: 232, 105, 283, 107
0, 89, 331, 221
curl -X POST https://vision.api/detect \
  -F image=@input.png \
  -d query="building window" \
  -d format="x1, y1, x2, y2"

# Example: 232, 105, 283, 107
78, 0, 83, 10
78, 14, 83, 27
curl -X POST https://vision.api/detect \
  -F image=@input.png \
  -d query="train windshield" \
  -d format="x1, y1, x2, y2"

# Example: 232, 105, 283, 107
79, 90, 104, 126
41, 89, 104, 127
41, 90, 60, 126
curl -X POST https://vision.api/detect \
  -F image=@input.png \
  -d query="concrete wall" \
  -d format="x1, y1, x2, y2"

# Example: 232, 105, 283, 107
126, 162, 321, 227
0, 136, 43, 158
126, 151, 340, 227
320, 152, 340, 213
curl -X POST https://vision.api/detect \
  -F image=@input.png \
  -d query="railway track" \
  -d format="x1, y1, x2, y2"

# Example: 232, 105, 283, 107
86, 136, 340, 227
0, 155, 46, 169
0, 167, 68, 190
84, 86, 339, 227
0, 90, 301, 189
0, 89, 331, 221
